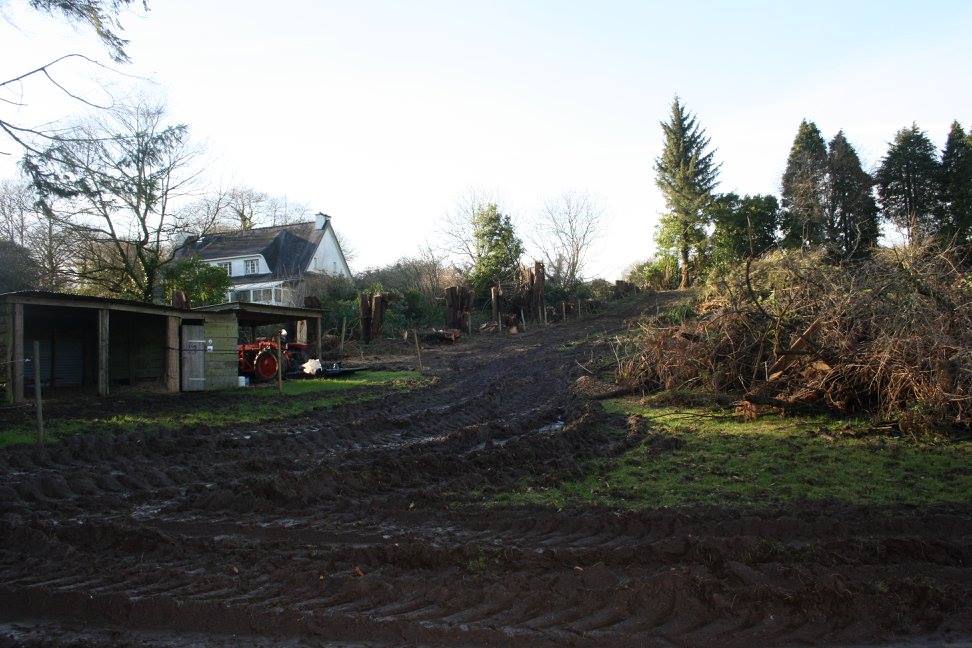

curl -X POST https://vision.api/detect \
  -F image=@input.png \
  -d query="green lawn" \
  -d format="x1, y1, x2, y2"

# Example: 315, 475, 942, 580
0, 371, 424, 448
497, 398, 972, 509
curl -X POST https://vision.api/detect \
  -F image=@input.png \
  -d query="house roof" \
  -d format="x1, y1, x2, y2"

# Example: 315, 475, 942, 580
179, 221, 326, 278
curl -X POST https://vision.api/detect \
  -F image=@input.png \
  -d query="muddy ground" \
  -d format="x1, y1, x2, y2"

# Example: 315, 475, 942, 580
0, 294, 970, 647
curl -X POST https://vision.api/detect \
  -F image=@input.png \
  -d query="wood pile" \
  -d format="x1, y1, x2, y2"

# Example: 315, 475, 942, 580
423, 328, 461, 344
619, 244, 972, 433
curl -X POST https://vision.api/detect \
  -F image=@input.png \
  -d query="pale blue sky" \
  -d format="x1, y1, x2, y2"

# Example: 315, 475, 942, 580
2, 0, 970, 277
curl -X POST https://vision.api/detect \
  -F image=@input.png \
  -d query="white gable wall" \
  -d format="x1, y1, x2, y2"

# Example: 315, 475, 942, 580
310, 226, 352, 278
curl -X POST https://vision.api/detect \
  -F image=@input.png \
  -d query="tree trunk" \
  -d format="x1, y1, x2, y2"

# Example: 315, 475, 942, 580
359, 292, 372, 344
679, 243, 691, 289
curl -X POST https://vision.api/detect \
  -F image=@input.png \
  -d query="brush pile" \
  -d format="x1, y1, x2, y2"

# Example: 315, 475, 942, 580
620, 243, 972, 432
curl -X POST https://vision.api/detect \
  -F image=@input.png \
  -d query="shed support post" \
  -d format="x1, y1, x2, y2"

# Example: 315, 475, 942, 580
165, 315, 180, 393
8, 303, 24, 404
314, 317, 322, 360
97, 309, 110, 397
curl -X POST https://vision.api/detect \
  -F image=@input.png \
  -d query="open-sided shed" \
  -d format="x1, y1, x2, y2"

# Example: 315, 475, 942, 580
191, 302, 324, 360
0, 291, 241, 403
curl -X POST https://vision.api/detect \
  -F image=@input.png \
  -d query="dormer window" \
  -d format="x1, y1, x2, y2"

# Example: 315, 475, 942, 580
244, 258, 259, 275
218, 262, 232, 276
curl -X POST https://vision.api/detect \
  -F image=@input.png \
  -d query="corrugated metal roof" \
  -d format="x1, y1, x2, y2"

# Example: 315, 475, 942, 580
0, 290, 187, 314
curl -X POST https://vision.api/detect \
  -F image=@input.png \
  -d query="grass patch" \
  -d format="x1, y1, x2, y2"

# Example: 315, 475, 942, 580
497, 398, 972, 510
0, 371, 424, 448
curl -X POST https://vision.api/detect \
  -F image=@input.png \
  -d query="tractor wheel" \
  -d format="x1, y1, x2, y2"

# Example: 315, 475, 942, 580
252, 350, 279, 382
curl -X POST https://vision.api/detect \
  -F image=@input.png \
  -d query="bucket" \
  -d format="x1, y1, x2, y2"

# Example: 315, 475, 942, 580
238, 376, 249, 388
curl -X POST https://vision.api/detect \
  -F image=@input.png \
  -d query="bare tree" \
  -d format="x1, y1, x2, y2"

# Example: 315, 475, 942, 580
187, 186, 315, 232
23, 99, 199, 301
532, 192, 602, 292
264, 194, 311, 227
440, 189, 498, 269
0, 177, 72, 289
0, 179, 34, 245
26, 210, 72, 289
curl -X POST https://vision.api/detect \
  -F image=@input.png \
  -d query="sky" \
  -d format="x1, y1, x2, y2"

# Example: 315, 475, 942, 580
2, 0, 970, 278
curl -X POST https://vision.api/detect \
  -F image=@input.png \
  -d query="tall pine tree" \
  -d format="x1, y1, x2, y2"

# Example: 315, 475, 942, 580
824, 131, 879, 258
938, 121, 972, 244
654, 97, 720, 289
781, 120, 828, 248
875, 124, 940, 242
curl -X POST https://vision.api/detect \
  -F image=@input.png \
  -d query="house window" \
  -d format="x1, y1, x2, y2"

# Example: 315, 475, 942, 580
244, 258, 259, 275
217, 262, 232, 276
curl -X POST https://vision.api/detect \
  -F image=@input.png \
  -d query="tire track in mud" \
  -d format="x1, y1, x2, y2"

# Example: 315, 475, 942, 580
1, 295, 970, 647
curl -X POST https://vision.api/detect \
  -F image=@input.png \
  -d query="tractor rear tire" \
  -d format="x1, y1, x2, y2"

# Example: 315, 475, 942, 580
252, 350, 279, 382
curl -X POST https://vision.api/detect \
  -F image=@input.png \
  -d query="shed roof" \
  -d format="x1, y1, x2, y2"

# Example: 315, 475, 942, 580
191, 301, 323, 326
0, 290, 192, 317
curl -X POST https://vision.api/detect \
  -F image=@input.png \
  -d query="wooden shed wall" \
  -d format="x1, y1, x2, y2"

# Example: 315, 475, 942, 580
204, 314, 239, 390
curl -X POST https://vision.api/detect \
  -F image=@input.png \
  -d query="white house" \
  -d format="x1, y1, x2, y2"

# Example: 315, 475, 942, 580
176, 213, 352, 306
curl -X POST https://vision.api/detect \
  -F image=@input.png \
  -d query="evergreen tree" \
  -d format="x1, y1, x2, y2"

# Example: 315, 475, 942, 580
654, 97, 720, 289
467, 203, 524, 295
781, 120, 828, 247
709, 193, 779, 266
824, 131, 879, 258
875, 124, 940, 241
938, 121, 972, 244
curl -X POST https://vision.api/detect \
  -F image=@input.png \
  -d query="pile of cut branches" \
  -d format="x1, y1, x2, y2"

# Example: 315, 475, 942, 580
620, 243, 972, 433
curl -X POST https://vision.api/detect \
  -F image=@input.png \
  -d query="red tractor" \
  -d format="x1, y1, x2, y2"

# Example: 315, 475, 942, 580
237, 338, 311, 382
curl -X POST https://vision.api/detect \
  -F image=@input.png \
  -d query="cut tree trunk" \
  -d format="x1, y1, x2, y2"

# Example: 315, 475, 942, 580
359, 292, 372, 344
444, 285, 473, 331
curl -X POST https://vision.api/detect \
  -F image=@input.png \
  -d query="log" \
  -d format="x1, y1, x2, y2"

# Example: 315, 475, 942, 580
765, 319, 822, 378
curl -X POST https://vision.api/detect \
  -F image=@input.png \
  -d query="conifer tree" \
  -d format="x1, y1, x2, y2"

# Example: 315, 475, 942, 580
875, 124, 941, 242
654, 97, 720, 289
939, 121, 972, 244
467, 203, 524, 295
781, 120, 828, 247
824, 131, 879, 258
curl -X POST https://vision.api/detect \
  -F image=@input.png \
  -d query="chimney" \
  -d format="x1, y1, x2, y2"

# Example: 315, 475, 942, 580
314, 212, 331, 230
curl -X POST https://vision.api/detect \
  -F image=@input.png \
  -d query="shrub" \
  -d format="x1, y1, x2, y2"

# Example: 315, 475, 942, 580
625, 255, 679, 291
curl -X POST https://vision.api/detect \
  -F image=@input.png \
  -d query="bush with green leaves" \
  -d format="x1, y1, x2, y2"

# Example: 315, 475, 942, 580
625, 255, 679, 291
160, 257, 230, 306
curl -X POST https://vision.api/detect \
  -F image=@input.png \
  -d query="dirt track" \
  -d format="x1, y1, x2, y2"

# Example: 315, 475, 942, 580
1, 295, 970, 647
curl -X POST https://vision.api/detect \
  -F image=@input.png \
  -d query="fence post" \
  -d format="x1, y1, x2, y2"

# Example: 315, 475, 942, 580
276, 334, 284, 395
491, 287, 501, 331
33, 340, 44, 445
413, 329, 423, 371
